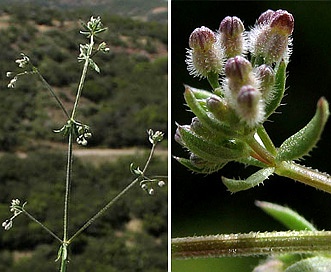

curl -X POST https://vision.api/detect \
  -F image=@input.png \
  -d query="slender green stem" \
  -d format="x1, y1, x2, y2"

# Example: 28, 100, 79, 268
68, 143, 157, 243
22, 209, 62, 243
35, 70, 70, 119
172, 230, 331, 259
275, 161, 331, 194
257, 126, 277, 155
207, 72, 220, 90
60, 132, 74, 272
71, 36, 94, 120
246, 135, 275, 166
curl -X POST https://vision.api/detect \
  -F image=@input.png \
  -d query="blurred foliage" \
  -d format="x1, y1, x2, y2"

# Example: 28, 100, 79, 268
0, 3, 167, 151
0, 151, 167, 271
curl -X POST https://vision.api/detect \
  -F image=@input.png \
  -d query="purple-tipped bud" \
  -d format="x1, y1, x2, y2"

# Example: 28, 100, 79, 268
225, 56, 252, 81
249, 9, 294, 64
255, 64, 275, 99
236, 85, 264, 126
219, 16, 246, 57
189, 26, 216, 50
257, 9, 275, 25
186, 26, 224, 78
237, 86, 260, 108
270, 10, 294, 36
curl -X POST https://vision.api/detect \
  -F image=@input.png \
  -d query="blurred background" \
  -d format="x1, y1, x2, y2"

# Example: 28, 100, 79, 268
172, 1, 331, 271
0, 0, 168, 271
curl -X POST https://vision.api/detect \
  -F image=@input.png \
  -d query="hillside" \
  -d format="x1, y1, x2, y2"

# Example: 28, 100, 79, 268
0, 3, 168, 271
0, 0, 168, 23
0, 3, 168, 151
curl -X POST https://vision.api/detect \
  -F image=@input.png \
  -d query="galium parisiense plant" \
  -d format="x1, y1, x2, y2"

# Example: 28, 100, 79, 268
173, 10, 331, 271
3, 16, 166, 272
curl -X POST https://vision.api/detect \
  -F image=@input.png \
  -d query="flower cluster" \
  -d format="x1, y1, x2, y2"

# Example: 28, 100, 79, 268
175, 10, 329, 191
176, 10, 294, 175
2, 199, 26, 231
6, 53, 33, 88
130, 129, 166, 195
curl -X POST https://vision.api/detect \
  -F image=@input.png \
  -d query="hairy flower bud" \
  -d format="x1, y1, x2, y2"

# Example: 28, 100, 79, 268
255, 64, 275, 100
206, 95, 231, 123
219, 16, 246, 57
224, 56, 259, 103
225, 56, 252, 81
249, 9, 294, 64
236, 85, 264, 127
186, 26, 224, 78
257, 9, 275, 25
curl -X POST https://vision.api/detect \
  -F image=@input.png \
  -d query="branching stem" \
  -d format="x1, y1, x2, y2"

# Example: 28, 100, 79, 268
67, 142, 157, 243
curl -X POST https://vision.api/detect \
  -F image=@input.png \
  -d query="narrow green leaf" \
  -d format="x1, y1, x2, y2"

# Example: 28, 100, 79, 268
55, 245, 63, 262
174, 156, 227, 174
222, 167, 274, 193
285, 256, 331, 272
277, 97, 329, 161
185, 84, 213, 100
265, 60, 287, 118
255, 201, 316, 231
178, 125, 249, 162
184, 85, 241, 138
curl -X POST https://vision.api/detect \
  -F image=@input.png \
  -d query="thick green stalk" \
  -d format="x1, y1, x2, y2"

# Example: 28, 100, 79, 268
275, 161, 331, 194
172, 230, 331, 259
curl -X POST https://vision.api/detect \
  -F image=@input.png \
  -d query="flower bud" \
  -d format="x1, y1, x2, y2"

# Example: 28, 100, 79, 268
235, 85, 264, 126
174, 126, 184, 146
255, 64, 275, 100
269, 10, 294, 36
158, 180, 166, 187
206, 95, 229, 122
186, 26, 224, 78
219, 16, 246, 57
224, 56, 258, 101
189, 26, 216, 50
257, 9, 275, 25
225, 56, 252, 81
249, 9, 294, 64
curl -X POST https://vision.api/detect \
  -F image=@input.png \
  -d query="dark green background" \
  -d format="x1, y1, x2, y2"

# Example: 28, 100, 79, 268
171, 1, 331, 271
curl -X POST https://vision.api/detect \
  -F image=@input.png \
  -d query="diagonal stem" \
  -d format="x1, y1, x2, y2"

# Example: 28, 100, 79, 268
35, 70, 70, 119
22, 209, 62, 243
67, 143, 157, 243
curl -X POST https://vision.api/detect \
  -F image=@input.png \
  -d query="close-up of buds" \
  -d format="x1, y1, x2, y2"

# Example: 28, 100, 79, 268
173, 8, 331, 270
175, 9, 331, 193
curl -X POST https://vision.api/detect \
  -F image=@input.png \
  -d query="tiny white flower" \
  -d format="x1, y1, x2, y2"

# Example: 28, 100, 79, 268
7, 77, 17, 88
6, 71, 13, 78
158, 180, 166, 187
2, 220, 13, 230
